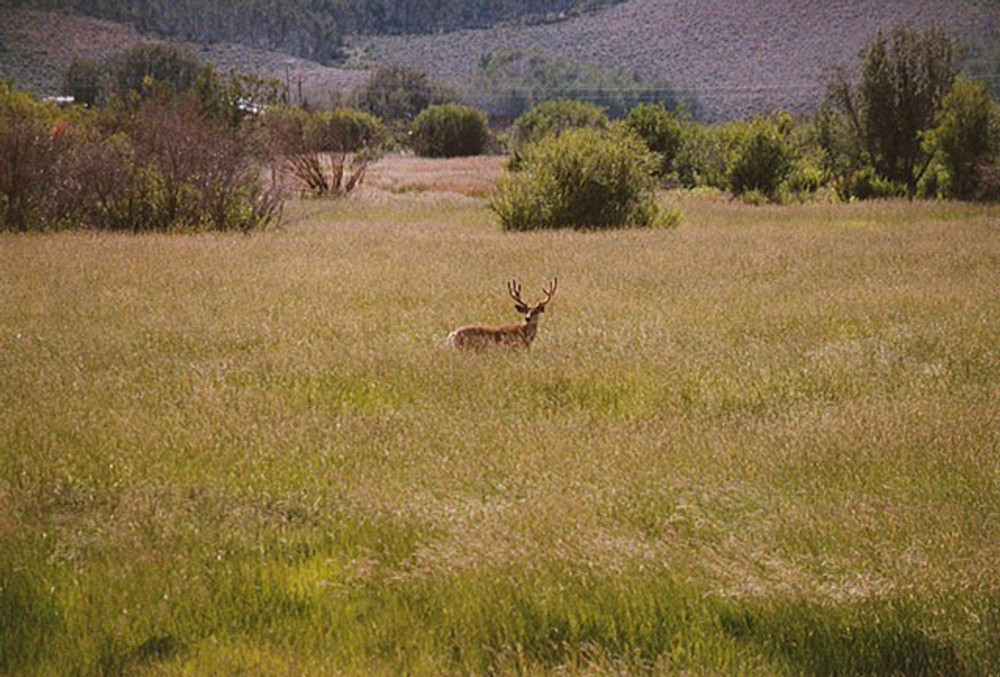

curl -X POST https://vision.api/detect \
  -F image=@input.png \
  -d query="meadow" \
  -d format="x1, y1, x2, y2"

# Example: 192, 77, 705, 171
2, 156, 999, 676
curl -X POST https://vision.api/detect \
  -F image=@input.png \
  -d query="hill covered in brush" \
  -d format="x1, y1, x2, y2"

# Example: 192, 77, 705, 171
9, 0, 624, 63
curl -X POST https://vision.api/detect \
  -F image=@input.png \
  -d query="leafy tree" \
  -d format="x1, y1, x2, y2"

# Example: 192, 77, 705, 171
411, 104, 491, 157
823, 26, 956, 196
353, 65, 454, 124
924, 76, 999, 200
109, 43, 203, 101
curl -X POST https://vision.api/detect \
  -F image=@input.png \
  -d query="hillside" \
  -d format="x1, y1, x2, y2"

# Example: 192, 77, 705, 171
0, 8, 365, 107
356, 0, 999, 119
2, 1, 998, 119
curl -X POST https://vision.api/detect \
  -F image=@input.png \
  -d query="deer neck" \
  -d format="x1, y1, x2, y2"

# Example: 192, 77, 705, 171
521, 315, 540, 343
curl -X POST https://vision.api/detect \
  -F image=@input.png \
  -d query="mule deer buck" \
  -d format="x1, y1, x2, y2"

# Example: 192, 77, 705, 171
446, 278, 558, 351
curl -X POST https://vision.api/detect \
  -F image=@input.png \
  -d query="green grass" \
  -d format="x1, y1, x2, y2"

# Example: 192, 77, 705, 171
2, 190, 1000, 675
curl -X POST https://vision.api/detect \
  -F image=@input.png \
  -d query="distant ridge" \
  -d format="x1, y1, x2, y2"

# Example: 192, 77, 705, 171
2, 1, 997, 119
355, 0, 999, 119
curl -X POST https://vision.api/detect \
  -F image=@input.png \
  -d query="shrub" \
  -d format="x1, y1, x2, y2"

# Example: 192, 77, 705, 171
726, 117, 795, 200
306, 108, 387, 153
261, 105, 312, 154
507, 99, 608, 154
489, 127, 663, 231
353, 64, 455, 124
261, 106, 384, 197
839, 167, 907, 201
623, 103, 683, 177
674, 122, 728, 190
83, 101, 281, 232
924, 76, 999, 200
1, 89, 281, 233
411, 104, 491, 157
0, 85, 67, 232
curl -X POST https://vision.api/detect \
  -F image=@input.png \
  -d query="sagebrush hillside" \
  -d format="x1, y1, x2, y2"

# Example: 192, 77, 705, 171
357, 0, 1000, 119
2, 0, 998, 118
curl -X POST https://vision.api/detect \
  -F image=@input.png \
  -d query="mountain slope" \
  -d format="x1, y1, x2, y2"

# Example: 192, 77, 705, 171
2, 1, 997, 119
356, 0, 999, 119
0, 8, 364, 106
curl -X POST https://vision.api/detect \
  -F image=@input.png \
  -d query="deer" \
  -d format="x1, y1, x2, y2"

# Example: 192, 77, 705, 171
445, 278, 558, 351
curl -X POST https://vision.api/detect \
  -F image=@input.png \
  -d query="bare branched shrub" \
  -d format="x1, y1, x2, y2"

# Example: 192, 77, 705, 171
284, 152, 369, 197
263, 105, 383, 197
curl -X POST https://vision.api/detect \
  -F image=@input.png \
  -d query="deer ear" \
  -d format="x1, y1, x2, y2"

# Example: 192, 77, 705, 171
514, 303, 530, 313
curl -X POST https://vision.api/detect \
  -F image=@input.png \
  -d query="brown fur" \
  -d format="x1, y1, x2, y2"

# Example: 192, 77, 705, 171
445, 278, 556, 352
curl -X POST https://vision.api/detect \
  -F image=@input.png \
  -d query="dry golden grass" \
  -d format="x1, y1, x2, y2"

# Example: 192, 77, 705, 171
2, 164, 1000, 675
362, 154, 506, 198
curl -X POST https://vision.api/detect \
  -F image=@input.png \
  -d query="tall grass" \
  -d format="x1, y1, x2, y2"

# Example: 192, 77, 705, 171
2, 184, 999, 675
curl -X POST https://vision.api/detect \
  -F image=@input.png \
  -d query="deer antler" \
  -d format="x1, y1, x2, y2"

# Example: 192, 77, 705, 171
508, 279, 526, 307
539, 278, 558, 306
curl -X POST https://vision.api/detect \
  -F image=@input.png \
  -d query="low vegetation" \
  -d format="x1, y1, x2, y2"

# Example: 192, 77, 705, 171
6, 25, 1000, 233
411, 104, 492, 158
2, 178, 999, 674
0, 83, 281, 233
490, 126, 669, 230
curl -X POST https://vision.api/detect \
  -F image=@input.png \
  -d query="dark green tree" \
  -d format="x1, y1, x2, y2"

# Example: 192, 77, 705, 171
411, 104, 491, 157
62, 58, 103, 107
924, 76, 999, 199
823, 26, 956, 196
353, 65, 454, 123
110, 43, 203, 101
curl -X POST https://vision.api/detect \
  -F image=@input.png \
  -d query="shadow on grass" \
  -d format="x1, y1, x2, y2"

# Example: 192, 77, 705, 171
720, 596, 981, 677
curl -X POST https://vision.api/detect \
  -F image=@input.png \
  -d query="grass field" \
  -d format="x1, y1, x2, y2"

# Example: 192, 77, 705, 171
2, 157, 1000, 675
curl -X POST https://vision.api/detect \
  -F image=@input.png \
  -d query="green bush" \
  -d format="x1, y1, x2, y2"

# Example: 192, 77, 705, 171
261, 105, 312, 154
726, 117, 795, 200
307, 108, 387, 153
674, 122, 728, 190
1, 88, 282, 233
924, 76, 999, 200
839, 167, 908, 201
507, 99, 608, 154
623, 103, 683, 177
411, 104, 491, 157
489, 127, 664, 231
